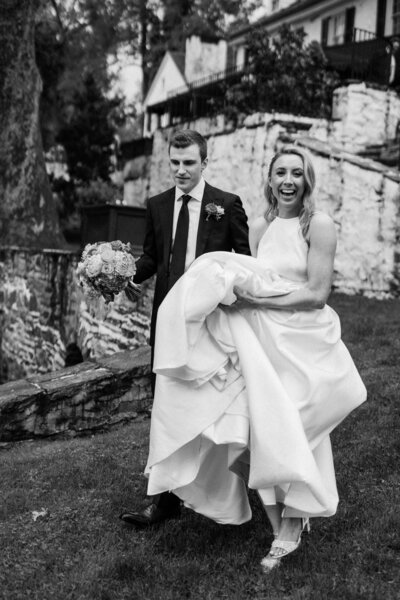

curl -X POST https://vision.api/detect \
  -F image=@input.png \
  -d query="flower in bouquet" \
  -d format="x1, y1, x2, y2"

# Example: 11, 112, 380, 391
77, 241, 141, 312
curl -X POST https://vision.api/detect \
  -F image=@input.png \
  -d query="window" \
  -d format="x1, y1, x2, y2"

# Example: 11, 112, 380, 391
227, 45, 237, 68
272, 0, 279, 10
332, 12, 346, 44
236, 46, 247, 67
321, 7, 355, 46
394, 0, 400, 34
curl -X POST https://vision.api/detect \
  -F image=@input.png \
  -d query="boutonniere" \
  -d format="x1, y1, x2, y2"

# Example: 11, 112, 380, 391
205, 202, 225, 221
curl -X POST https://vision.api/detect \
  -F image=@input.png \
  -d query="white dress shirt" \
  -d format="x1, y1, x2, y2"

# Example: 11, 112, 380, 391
389, 53, 396, 84
173, 177, 205, 271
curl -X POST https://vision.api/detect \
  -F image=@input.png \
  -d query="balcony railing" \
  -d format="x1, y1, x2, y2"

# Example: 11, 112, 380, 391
324, 27, 390, 81
352, 27, 378, 42
167, 63, 245, 99
164, 28, 391, 106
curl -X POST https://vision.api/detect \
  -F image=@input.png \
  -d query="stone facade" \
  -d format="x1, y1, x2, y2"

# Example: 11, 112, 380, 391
330, 84, 400, 152
0, 247, 79, 382
0, 246, 153, 382
299, 139, 400, 297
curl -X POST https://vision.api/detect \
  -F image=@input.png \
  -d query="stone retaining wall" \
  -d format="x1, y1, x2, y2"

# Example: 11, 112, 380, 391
126, 112, 400, 297
124, 84, 400, 298
0, 346, 151, 442
124, 84, 400, 210
0, 246, 154, 382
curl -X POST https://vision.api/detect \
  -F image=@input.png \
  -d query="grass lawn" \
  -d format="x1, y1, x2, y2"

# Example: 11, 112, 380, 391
1, 293, 399, 600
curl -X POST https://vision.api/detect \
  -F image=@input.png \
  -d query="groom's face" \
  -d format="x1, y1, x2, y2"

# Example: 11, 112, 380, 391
169, 144, 208, 193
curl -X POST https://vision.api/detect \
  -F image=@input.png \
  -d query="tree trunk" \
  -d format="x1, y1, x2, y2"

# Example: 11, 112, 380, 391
0, 0, 65, 249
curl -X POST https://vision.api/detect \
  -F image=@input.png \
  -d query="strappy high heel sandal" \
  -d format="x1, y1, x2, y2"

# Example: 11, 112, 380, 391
261, 517, 310, 572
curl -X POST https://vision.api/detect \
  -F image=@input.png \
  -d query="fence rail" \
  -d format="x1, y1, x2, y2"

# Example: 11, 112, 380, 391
167, 64, 245, 99
352, 27, 378, 42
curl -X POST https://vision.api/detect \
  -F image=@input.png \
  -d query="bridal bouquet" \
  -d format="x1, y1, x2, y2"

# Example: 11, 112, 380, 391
77, 241, 141, 312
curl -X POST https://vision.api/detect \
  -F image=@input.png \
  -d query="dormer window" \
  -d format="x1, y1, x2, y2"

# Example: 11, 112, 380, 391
272, 0, 279, 11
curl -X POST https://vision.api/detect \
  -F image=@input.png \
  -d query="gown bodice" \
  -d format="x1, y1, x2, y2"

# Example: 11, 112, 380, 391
257, 217, 308, 284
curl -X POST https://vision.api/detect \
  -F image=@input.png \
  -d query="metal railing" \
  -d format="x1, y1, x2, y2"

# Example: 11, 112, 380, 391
352, 27, 378, 42
167, 63, 245, 99
324, 27, 390, 81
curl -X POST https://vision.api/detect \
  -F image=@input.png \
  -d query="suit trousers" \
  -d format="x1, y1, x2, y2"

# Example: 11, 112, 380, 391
150, 344, 181, 512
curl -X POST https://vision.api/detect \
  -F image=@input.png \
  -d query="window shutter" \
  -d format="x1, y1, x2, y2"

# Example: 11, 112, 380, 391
376, 0, 387, 37
321, 17, 329, 46
344, 7, 356, 43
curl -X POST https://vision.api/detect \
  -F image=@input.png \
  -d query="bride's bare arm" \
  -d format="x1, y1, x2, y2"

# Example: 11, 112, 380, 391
237, 213, 337, 310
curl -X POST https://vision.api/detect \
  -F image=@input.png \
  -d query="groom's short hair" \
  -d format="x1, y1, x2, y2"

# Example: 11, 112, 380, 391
169, 129, 208, 162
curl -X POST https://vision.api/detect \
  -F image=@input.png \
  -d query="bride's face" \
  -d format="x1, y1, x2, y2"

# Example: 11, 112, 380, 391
269, 154, 305, 217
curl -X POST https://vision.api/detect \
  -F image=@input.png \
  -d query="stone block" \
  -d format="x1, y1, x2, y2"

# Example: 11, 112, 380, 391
96, 346, 151, 376
0, 379, 47, 441
0, 379, 44, 409
0, 347, 152, 441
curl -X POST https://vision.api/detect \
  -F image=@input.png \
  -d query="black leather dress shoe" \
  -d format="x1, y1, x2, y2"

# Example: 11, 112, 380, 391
119, 503, 181, 527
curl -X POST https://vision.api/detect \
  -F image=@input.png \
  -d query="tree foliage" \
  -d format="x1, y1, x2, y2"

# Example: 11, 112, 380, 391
225, 25, 340, 122
34, 0, 262, 182
35, 0, 261, 138
160, 0, 261, 47
34, 0, 147, 150
0, 0, 64, 248
57, 74, 119, 184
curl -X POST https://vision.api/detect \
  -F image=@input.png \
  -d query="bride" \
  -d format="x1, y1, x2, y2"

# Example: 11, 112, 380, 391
145, 145, 367, 571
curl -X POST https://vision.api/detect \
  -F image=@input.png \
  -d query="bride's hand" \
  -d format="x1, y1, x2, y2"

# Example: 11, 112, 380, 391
231, 287, 259, 307
234, 287, 271, 306
218, 288, 249, 310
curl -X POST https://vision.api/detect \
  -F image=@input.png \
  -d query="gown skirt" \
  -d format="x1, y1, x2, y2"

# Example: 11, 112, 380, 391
144, 222, 367, 525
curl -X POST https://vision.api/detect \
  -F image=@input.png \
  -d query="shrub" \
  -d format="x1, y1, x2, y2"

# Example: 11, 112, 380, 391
225, 24, 340, 123
75, 179, 122, 207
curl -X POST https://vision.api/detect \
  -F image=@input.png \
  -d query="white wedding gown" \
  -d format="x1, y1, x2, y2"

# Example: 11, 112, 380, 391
145, 216, 367, 524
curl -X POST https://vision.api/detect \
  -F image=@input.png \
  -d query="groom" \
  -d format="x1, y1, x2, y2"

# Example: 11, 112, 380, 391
120, 128, 250, 527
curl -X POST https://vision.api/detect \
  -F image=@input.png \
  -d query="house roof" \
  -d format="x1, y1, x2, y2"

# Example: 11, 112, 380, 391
144, 50, 188, 108
169, 51, 186, 77
229, 0, 328, 39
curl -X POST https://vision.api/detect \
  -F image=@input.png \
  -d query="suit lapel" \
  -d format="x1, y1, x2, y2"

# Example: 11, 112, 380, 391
158, 189, 175, 270
195, 182, 213, 257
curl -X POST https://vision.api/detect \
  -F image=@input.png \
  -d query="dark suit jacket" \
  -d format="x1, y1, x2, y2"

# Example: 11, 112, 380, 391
368, 48, 400, 86
134, 182, 251, 344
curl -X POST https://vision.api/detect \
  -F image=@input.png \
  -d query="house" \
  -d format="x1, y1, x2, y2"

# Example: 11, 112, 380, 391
143, 36, 228, 135
229, 0, 392, 60
229, 0, 397, 79
142, 0, 400, 134
142, 51, 187, 134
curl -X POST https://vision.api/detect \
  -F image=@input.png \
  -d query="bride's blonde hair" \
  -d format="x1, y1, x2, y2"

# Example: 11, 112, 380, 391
264, 145, 316, 239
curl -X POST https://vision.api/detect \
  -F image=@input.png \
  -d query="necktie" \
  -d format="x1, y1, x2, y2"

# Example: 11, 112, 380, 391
169, 195, 191, 289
